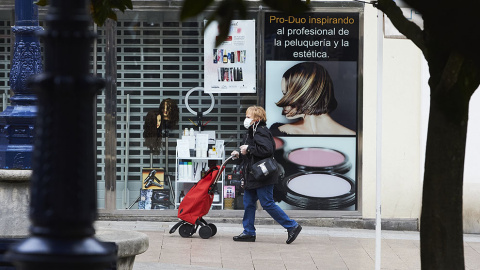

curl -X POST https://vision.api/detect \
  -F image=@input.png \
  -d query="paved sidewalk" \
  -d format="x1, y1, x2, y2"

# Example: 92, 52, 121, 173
95, 220, 480, 270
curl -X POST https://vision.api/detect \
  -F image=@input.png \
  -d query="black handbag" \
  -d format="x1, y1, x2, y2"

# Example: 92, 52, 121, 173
251, 157, 278, 181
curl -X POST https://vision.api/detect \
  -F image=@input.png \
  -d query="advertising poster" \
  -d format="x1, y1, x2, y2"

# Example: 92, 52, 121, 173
264, 12, 360, 210
139, 168, 170, 210
204, 20, 256, 93
141, 168, 164, 190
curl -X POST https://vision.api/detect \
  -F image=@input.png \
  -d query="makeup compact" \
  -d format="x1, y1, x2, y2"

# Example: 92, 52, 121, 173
272, 145, 355, 210
273, 137, 285, 150
284, 147, 351, 174
281, 171, 355, 210
273, 136, 286, 162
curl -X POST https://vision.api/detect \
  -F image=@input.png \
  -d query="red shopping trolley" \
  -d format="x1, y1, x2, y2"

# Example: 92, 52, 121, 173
169, 155, 234, 239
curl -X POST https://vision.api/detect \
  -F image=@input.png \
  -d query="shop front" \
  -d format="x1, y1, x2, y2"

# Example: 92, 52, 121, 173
0, 1, 371, 223
93, 2, 365, 217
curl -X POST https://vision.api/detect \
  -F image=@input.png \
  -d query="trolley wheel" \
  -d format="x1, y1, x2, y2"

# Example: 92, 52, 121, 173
199, 225, 213, 239
179, 224, 195, 238
208, 223, 217, 236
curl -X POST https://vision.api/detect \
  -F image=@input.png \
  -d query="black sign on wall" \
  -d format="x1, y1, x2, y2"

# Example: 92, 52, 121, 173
264, 12, 359, 61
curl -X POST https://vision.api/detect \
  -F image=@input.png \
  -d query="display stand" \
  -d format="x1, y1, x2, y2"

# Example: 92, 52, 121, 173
175, 87, 221, 208
162, 120, 175, 207
174, 147, 225, 209
128, 122, 174, 210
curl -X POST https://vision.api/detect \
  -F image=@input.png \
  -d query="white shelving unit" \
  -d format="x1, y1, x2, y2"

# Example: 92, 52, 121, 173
174, 151, 225, 209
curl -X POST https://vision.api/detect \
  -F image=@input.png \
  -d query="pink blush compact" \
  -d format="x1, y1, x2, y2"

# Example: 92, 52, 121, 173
273, 137, 284, 150
284, 147, 351, 174
288, 148, 345, 167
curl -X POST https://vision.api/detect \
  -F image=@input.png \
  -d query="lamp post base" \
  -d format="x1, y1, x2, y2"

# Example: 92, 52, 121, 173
7, 236, 116, 270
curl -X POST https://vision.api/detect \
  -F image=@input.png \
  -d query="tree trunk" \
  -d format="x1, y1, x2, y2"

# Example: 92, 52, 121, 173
420, 70, 471, 269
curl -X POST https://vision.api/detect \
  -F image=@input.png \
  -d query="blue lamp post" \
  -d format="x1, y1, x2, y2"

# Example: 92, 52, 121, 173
5, 0, 117, 268
0, 0, 42, 169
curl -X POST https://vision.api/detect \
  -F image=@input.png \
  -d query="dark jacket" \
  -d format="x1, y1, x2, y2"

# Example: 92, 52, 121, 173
238, 121, 279, 190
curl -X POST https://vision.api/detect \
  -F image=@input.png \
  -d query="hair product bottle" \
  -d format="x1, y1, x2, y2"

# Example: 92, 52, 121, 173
187, 161, 193, 181
223, 50, 228, 63
213, 189, 220, 203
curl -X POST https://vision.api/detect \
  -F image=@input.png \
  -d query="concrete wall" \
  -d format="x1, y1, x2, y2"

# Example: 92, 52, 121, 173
362, 4, 480, 233
362, 4, 423, 221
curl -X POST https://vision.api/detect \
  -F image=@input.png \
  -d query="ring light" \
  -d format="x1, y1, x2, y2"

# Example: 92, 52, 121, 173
185, 87, 215, 116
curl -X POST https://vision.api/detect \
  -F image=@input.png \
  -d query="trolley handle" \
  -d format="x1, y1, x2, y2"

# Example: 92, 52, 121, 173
213, 155, 235, 185
208, 155, 237, 195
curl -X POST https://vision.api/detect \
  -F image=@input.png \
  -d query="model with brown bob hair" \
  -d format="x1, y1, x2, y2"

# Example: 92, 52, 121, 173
271, 62, 355, 135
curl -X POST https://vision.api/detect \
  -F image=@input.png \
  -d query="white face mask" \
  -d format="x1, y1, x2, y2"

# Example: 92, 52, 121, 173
243, 117, 253, 129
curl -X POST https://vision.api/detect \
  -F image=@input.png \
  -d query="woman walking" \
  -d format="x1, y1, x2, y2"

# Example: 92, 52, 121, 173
231, 105, 302, 244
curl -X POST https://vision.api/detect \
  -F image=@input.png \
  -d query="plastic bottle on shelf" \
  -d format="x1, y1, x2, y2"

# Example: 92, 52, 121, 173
178, 161, 184, 181
194, 163, 202, 182
179, 190, 185, 203
187, 161, 193, 181
200, 163, 207, 179
213, 189, 220, 203
184, 161, 188, 181
183, 161, 188, 181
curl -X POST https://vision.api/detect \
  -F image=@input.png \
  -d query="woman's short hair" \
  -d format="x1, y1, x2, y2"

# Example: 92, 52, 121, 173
246, 105, 267, 122
276, 62, 337, 115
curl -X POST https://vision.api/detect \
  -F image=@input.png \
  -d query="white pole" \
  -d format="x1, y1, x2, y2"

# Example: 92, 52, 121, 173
124, 94, 130, 208
375, 8, 384, 270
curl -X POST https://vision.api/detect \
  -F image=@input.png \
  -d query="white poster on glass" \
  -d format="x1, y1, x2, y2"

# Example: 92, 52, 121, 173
204, 20, 256, 93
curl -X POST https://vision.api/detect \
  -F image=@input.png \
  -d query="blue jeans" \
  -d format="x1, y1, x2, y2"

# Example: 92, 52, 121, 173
242, 184, 298, 236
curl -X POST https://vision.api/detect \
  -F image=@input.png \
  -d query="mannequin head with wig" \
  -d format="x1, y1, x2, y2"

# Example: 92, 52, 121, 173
159, 98, 179, 129
143, 109, 162, 154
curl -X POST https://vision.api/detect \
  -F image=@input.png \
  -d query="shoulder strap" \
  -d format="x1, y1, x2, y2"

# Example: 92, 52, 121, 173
261, 126, 275, 158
